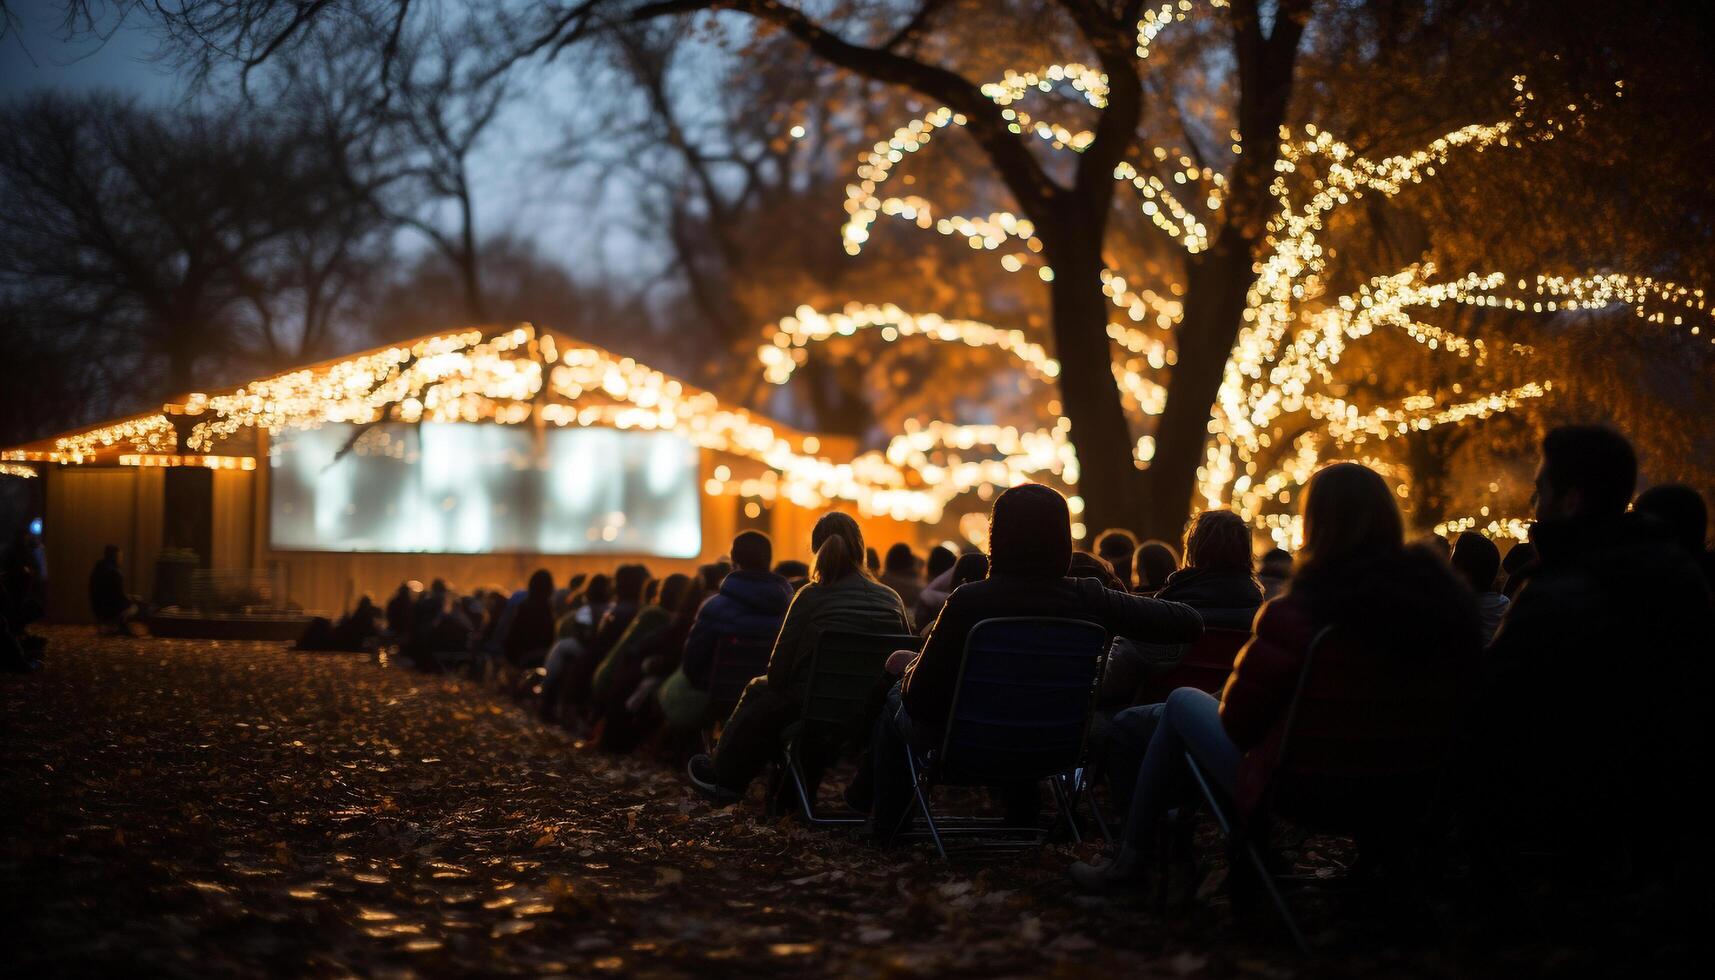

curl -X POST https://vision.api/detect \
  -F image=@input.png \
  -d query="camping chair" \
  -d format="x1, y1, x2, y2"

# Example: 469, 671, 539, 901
701, 633, 775, 746
1133, 627, 1251, 704
1184, 626, 1468, 952
778, 629, 924, 824
890, 617, 1108, 859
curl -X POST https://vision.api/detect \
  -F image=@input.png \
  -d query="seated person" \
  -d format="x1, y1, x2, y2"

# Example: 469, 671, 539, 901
1099, 510, 1264, 707
1450, 531, 1509, 645
1463, 427, 1713, 885
1071, 462, 1480, 890
88, 544, 140, 633
383, 582, 418, 642
1134, 539, 1180, 593
879, 543, 926, 624
589, 573, 689, 714
864, 484, 1205, 832
541, 565, 648, 722
686, 515, 907, 805
502, 569, 557, 668
773, 559, 809, 592
658, 531, 793, 734
1095, 528, 1139, 590
914, 553, 989, 636
556, 573, 613, 642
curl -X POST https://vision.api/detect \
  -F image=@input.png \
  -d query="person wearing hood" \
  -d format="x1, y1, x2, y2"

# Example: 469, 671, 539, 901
863, 483, 1205, 833
657, 534, 794, 734
1072, 462, 1482, 892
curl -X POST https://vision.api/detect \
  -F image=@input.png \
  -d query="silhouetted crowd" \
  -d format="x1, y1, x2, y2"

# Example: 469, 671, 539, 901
39, 422, 1714, 950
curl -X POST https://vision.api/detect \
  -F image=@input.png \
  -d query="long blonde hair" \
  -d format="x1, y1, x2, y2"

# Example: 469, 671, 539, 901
809, 511, 868, 585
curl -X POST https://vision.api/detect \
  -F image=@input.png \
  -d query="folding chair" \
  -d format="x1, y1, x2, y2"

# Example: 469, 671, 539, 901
700, 633, 775, 748
891, 617, 1108, 859
1184, 625, 1467, 952
779, 629, 923, 824
1133, 627, 1251, 704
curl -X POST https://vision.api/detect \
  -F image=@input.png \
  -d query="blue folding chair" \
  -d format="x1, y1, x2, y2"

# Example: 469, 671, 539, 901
779, 629, 923, 824
891, 617, 1108, 858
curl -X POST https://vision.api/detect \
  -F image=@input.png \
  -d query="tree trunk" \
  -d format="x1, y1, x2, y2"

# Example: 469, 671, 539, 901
1137, 230, 1255, 540
1045, 214, 1144, 539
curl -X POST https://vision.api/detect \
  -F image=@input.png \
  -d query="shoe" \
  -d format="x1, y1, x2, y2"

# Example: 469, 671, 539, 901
686, 754, 742, 807
1068, 849, 1147, 893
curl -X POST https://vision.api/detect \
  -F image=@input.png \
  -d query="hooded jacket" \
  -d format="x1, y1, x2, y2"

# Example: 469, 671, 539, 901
681, 570, 794, 689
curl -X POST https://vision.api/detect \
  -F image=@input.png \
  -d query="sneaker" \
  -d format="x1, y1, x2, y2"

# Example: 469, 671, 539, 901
1068, 849, 1147, 893
686, 754, 742, 807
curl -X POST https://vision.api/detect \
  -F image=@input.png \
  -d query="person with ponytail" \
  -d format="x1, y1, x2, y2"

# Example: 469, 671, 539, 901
687, 511, 909, 805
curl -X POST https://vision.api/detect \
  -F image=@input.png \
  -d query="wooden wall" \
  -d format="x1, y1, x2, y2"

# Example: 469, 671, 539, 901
43, 466, 162, 623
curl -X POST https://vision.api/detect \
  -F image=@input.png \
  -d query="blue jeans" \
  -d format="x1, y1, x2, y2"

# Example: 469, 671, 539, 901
1118, 687, 1241, 851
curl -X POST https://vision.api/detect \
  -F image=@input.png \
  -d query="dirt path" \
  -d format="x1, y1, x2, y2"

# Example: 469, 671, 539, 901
1, 628, 1456, 977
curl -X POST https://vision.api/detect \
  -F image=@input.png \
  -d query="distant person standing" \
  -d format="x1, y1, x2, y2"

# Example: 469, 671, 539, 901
1095, 529, 1139, 590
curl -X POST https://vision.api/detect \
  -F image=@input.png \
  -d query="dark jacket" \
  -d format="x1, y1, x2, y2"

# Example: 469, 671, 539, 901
503, 593, 556, 664
765, 573, 909, 696
88, 557, 127, 622
1465, 514, 1713, 856
682, 570, 794, 689
901, 573, 1205, 729
1221, 545, 1482, 812
1155, 566, 1264, 631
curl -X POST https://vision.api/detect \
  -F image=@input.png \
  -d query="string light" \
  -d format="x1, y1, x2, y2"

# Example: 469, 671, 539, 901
0, 463, 37, 479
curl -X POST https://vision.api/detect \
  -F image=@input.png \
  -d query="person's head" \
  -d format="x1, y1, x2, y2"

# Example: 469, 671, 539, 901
1450, 531, 1502, 593
355, 593, 376, 613
884, 542, 918, 576
731, 530, 773, 572
774, 559, 809, 582
810, 512, 869, 585
612, 565, 650, 604
1069, 550, 1125, 590
950, 552, 989, 588
430, 578, 448, 596
657, 572, 690, 610
1535, 425, 1637, 523
698, 561, 731, 592
102, 543, 120, 562
1095, 528, 1138, 587
566, 572, 588, 593
582, 572, 614, 606
1420, 534, 1452, 558
1501, 542, 1536, 576
1298, 461, 1404, 572
1259, 548, 1292, 578
1634, 483, 1709, 556
926, 544, 957, 580
987, 483, 1072, 578
1135, 540, 1179, 591
1181, 510, 1253, 576
865, 547, 881, 574
527, 568, 554, 601
394, 582, 412, 599
643, 577, 661, 605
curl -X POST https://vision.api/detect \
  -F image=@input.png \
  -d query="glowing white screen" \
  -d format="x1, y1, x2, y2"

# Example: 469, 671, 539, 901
269, 424, 702, 557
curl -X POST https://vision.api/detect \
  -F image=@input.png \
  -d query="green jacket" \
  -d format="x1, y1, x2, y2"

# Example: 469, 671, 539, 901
764, 572, 910, 695
591, 604, 672, 703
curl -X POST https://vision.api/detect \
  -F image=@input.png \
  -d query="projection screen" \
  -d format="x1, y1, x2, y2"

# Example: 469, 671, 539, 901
269, 423, 702, 557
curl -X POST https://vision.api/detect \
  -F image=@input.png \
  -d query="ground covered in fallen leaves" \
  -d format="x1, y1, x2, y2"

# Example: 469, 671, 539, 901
0, 628, 1586, 977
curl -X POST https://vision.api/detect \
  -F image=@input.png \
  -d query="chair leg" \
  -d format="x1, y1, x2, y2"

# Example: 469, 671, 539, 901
902, 749, 946, 860
1185, 751, 1310, 954
789, 756, 817, 823
1049, 774, 1082, 844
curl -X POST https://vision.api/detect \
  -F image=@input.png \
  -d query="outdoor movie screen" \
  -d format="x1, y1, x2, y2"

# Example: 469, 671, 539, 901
268, 423, 702, 557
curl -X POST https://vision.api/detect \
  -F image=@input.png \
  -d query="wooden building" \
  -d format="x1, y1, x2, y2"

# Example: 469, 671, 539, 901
2, 326, 932, 622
